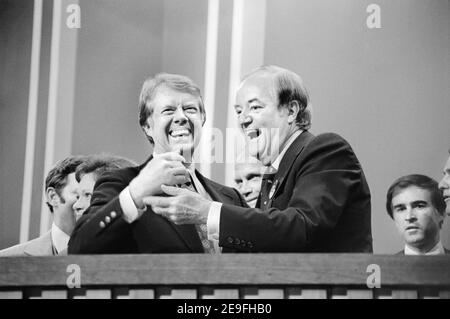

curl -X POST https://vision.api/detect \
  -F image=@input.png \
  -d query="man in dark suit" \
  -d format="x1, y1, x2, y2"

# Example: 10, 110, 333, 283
387, 174, 449, 255
145, 65, 372, 252
68, 73, 246, 254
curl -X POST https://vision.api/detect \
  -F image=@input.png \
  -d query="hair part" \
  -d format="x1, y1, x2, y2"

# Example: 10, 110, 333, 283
242, 65, 312, 130
138, 73, 206, 144
386, 174, 446, 218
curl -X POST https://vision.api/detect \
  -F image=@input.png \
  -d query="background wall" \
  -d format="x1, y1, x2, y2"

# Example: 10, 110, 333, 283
0, 0, 33, 249
1, 0, 448, 253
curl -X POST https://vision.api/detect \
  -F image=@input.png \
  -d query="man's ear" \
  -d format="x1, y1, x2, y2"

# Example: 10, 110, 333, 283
46, 187, 60, 208
202, 113, 206, 126
287, 100, 301, 124
142, 120, 153, 140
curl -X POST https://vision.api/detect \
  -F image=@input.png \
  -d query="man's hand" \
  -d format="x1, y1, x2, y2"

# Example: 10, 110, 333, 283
143, 185, 212, 225
129, 152, 188, 208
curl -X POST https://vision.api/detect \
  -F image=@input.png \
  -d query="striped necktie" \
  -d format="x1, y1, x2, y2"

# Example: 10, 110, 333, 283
180, 175, 216, 254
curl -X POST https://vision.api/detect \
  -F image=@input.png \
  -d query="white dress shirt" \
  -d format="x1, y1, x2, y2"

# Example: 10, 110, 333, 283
207, 129, 303, 241
51, 223, 70, 255
404, 241, 445, 255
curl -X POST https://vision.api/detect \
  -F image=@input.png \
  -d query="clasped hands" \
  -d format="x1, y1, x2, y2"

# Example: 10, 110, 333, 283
129, 152, 211, 224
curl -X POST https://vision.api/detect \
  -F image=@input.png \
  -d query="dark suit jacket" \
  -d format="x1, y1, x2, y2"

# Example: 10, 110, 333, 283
219, 131, 373, 253
68, 157, 246, 254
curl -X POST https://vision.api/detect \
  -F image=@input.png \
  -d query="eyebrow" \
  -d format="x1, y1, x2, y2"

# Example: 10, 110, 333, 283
245, 173, 262, 179
248, 98, 262, 104
411, 200, 428, 206
392, 203, 405, 210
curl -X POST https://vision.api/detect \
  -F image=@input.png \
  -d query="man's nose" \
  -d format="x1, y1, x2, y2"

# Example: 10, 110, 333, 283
405, 208, 417, 221
239, 110, 252, 128
73, 199, 85, 213
439, 176, 448, 190
173, 106, 188, 124
240, 181, 252, 196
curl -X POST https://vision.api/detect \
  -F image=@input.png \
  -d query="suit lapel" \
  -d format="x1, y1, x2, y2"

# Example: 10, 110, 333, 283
23, 231, 54, 256
268, 131, 315, 205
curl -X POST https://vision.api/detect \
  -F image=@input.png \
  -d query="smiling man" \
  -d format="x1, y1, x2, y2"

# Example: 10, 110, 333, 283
146, 65, 372, 252
438, 150, 450, 216
68, 73, 245, 254
386, 174, 448, 255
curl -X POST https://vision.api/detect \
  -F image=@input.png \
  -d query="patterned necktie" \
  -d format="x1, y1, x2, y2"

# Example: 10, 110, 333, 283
259, 169, 277, 210
180, 175, 216, 254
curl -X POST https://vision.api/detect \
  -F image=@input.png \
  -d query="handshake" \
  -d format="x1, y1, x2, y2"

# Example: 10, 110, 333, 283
129, 152, 211, 225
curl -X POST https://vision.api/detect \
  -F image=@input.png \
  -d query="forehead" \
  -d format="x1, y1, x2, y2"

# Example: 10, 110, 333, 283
62, 173, 78, 191
152, 85, 201, 107
235, 163, 264, 177
237, 73, 276, 102
392, 186, 432, 204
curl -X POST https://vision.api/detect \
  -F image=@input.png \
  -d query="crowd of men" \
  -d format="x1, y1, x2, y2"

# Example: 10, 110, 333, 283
1, 65, 448, 256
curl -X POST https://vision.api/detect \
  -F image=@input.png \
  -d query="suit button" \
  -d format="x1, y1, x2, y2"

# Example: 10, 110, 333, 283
234, 238, 240, 245
227, 236, 233, 244
110, 211, 117, 218
247, 242, 253, 249
99, 221, 106, 228
105, 216, 111, 223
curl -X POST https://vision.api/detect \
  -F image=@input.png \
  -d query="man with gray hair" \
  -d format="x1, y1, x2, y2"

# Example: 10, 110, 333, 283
146, 65, 372, 252
68, 73, 245, 254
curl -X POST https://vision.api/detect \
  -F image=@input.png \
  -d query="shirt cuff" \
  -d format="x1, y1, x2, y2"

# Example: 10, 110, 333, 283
119, 186, 146, 223
207, 201, 222, 241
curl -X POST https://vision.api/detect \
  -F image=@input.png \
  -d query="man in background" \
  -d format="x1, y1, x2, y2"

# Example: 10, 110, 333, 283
438, 149, 450, 216
386, 174, 448, 255
0, 156, 86, 256
73, 155, 135, 218
234, 157, 264, 208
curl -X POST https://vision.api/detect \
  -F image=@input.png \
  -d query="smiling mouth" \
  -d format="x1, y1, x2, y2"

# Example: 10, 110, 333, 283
405, 226, 420, 231
444, 195, 450, 202
244, 129, 261, 139
169, 128, 191, 138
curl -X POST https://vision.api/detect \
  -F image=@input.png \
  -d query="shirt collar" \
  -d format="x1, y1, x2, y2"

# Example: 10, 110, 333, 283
51, 223, 70, 254
404, 241, 445, 255
271, 130, 303, 171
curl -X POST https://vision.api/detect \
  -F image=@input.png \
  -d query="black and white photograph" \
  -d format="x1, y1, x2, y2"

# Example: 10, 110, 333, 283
0, 0, 449, 304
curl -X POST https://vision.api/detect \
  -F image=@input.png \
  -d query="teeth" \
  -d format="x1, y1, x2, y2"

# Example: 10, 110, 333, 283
170, 129, 190, 137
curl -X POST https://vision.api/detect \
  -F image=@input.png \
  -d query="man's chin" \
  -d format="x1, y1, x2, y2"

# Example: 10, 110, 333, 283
247, 198, 257, 208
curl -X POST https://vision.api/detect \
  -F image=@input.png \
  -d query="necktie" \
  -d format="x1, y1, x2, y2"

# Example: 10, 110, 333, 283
180, 175, 216, 254
259, 170, 276, 210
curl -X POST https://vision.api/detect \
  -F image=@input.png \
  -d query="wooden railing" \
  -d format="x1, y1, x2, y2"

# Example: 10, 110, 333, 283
0, 254, 449, 299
